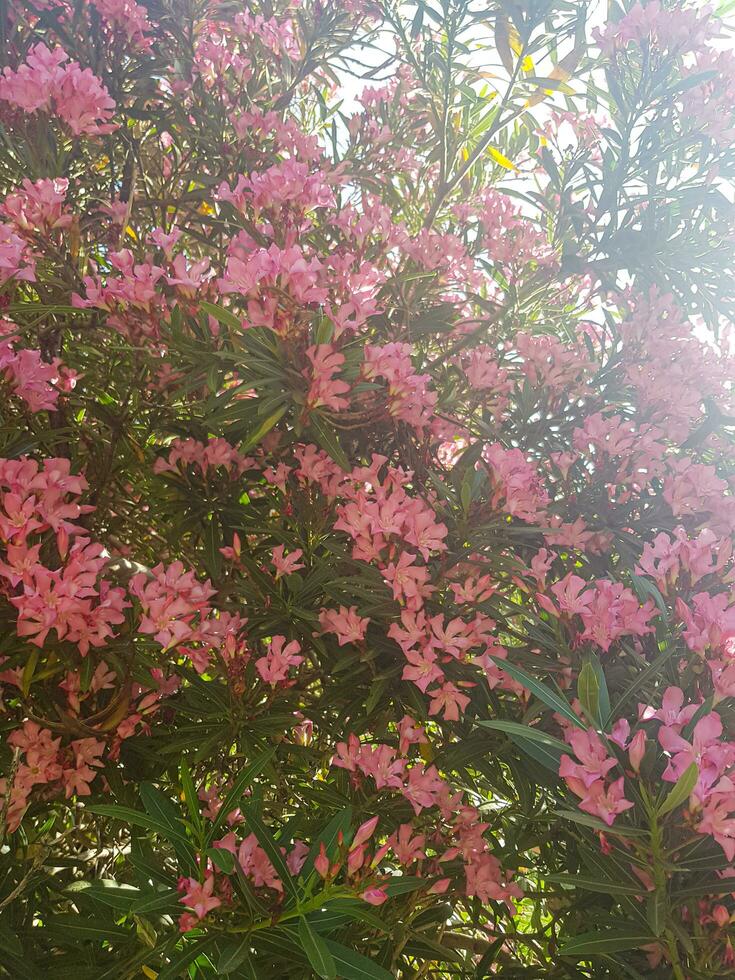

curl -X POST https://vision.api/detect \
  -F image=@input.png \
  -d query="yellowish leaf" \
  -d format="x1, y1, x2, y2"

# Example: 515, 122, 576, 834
525, 44, 586, 107
509, 25, 534, 73
487, 145, 518, 171
494, 17, 514, 75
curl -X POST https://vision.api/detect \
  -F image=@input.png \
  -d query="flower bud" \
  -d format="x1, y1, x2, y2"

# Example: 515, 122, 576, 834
628, 730, 646, 773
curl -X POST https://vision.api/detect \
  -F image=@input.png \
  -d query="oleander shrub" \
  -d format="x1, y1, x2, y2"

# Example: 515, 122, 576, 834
1, 0, 735, 976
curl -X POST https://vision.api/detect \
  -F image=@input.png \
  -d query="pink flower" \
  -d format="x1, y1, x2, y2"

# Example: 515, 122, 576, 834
0, 44, 115, 136
402, 647, 443, 694
658, 712, 733, 800
538, 572, 593, 618
177, 874, 221, 920
0, 223, 36, 286
255, 635, 303, 686
560, 729, 617, 790
427, 681, 471, 721
577, 777, 635, 827
271, 545, 305, 579
677, 592, 735, 656
318, 605, 369, 645
390, 824, 425, 866
382, 552, 434, 609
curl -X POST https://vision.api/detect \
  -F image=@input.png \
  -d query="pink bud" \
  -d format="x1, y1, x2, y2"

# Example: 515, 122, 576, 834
57, 526, 69, 560
232, 532, 241, 558
352, 815, 379, 849
713, 904, 730, 928
347, 844, 365, 875
361, 886, 387, 906
371, 842, 391, 868
314, 842, 329, 879
428, 877, 450, 894
628, 730, 646, 773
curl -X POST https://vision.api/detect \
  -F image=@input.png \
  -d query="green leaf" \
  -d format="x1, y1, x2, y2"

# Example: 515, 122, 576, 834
66, 880, 142, 910
200, 301, 242, 332
647, 888, 667, 938
403, 936, 463, 963
314, 315, 334, 346
86, 804, 192, 851
672, 877, 735, 900
241, 404, 287, 452
489, 657, 585, 730
159, 936, 217, 980
44, 914, 132, 942
554, 809, 646, 837
309, 413, 350, 471
240, 808, 298, 902
180, 757, 201, 830
131, 889, 180, 914
578, 659, 600, 727
216, 937, 256, 975
298, 916, 336, 979
140, 783, 185, 835
476, 719, 571, 772
546, 874, 641, 896
658, 762, 698, 817
207, 846, 235, 874
559, 927, 655, 957
0, 918, 23, 956
322, 939, 392, 979
206, 746, 277, 843
381, 876, 425, 896
302, 806, 353, 879
630, 573, 668, 620
667, 69, 718, 96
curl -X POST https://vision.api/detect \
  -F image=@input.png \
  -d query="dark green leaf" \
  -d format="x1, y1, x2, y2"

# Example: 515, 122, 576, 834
489, 658, 585, 729
298, 916, 336, 979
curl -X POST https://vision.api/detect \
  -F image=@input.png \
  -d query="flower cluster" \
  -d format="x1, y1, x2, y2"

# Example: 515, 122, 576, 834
1, 0, 735, 976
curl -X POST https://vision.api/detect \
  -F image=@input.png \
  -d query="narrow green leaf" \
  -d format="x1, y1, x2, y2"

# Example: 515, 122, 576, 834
489, 658, 585, 729
298, 916, 336, 979
554, 809, 646, 837
309, 413, 350, 471
159, 936, 217, 980
207, 846, 235, 874
241, 404, 287, 452
180, 757, 201, 830
44, 914, 131, 942
546, 874, 641, 895
240, 808, 298, 902
559, 928, 655, 957
302, 806, 353, 880
322, 939, 392, 979
477, 719, 572, 761
647, 888, 667, 937
658, 762, 698, 817
0, 919, 23, 956
206, 746, 277, 844
578, 659, 600, 727
216, 936, 255, 975
381, 876, 425, 896
200, 301, 242, 332
86, 804, 191, 849
66, 880, 141, 910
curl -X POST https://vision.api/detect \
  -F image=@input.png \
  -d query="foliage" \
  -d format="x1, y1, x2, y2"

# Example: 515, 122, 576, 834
1, 0, 735, 976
